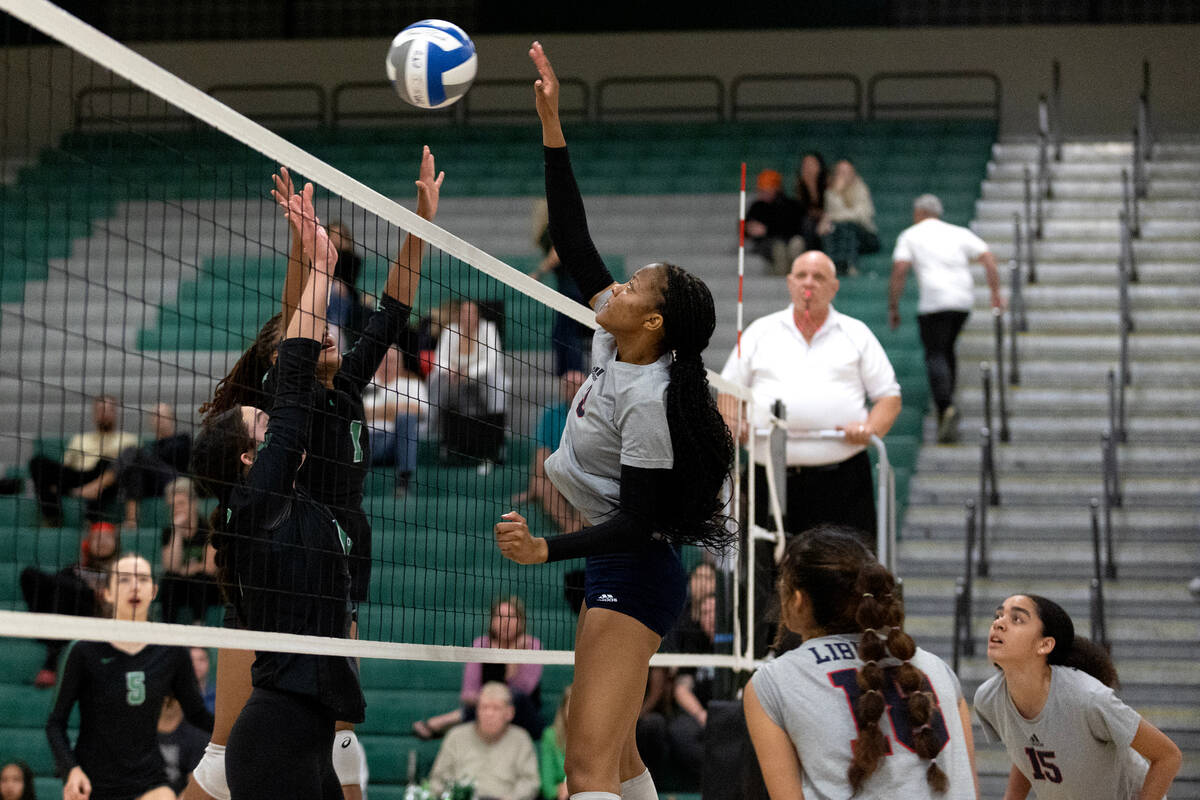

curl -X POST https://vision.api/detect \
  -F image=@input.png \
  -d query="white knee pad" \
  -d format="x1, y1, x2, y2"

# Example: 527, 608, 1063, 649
192, 742, 231, 800
620, 769, 658, 800
332, 730, 368, 789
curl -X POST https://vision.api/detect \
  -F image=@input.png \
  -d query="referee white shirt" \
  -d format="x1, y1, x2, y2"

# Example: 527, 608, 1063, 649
720, 305, 900, 466
892, 217, 990, 314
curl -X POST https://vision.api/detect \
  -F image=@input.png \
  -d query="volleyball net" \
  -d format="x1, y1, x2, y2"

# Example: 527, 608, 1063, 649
0, 0, 785, 672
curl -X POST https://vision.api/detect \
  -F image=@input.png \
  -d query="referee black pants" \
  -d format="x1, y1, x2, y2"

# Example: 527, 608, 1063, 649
227, 688, 340, 800
750, 451, 876, 657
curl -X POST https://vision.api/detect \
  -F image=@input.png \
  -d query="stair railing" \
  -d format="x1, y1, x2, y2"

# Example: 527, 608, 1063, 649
1088, 499, 1112, 652
1008, 261, 1024, 386
952, 498, 978, 674
992, 309, 1011, 442
1010, 215, 1029, 333
1051, 59, 1064, 161
1022, 167, 1041, 279
1100, 431, 1120, 579
1036, 94, 1052, 209
1121, 167, 1141, 239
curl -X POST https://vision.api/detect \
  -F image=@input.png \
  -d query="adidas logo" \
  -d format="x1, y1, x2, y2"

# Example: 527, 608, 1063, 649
1030, 734, 1042, 746
596, 593, 618, 603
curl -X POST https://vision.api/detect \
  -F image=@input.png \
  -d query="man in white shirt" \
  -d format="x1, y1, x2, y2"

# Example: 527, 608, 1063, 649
721, 251, 901, 655
888, 194, 1003, 443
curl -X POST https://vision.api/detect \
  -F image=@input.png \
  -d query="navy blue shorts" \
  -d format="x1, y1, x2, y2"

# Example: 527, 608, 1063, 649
584, 540, 687, 638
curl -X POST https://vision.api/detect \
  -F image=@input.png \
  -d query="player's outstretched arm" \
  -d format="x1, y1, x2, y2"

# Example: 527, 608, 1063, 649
530, 41, 565, 149
383, 145, 444, 306
272, 166, 308, 327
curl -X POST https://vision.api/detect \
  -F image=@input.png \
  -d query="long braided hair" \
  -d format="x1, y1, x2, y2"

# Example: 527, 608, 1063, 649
777, 526, 949, 794
655, 263, 736, 551
197, 313, 283, 422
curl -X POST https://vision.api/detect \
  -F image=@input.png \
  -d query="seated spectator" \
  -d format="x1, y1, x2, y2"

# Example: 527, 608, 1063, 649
0, 760, 36, 800
413, 596, 545, 741
156, 477, 220, 625
744, 169, 805, 276
19, 521, 118, 687
190, 646, 216, 713
794, 151, 828, 254
29, 394, 138, 526
538, 684, 572, 800
364, 341, 428, 497
511, 369, 586, 534
819, 158, 880, 275
668, 592, 718, 783
429, 300, 508, 471
95, 402, 190, 529
157, 696, 208, 795
428, 682, 540, 800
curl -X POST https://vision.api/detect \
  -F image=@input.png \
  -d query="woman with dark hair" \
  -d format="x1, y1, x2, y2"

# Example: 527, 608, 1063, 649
47, 553, 213, 800
794, 151, 828, 253
1, 760, 37, 800
744, 527, 978, 798
975, 594, 1181, 799
493, 43, 735, 800
183, 150, 440, 800
188, 190, 364, 799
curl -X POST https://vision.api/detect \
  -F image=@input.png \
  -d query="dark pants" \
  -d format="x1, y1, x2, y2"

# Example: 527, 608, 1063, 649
825, 222, 880, 274
668, 712, 704, 788
28, 456, 113, 524
636, 712, 670, 784
918, 310, 971, 415
115, 445, 177, 502
20, 567, 98, 669
751, 452, 876, 656
227, 688, 340, 800
156, 573, 222, 625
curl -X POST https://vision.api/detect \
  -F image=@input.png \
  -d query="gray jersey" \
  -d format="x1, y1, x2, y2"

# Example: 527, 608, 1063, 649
973, 666, 1148, 800
751, 633, 977, 800
544, 290, 674, 524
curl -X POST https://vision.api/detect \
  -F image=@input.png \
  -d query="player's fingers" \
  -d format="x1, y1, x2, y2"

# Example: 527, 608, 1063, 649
501, 510, 527, 525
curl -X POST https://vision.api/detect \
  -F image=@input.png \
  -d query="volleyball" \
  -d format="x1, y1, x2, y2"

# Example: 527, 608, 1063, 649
386, 19, 477, 110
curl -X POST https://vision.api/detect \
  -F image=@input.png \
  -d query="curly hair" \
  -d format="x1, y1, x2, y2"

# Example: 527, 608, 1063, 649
198, 313, 283, 422
777, 526, 948, 794
1027, 594, 1119, 689
656, 263, 737, 551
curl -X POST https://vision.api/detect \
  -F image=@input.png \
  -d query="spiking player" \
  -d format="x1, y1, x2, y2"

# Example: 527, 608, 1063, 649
494, 42, 736, 800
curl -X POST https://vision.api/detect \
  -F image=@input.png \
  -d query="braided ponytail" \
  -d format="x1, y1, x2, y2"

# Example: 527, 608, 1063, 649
656, 263, 736, 551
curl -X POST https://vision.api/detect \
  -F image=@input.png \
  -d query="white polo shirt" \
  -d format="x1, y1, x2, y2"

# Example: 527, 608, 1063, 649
721, 306, 900, 466
892, 217, 990, 314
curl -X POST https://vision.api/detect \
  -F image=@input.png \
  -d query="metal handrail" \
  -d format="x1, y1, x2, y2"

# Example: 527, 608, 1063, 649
952, 498, 979, 673
1036, 94, 1053, 207
596, 75, 725, 122
463, 77, 590, 122
206, 83, 327, 128
330, 81, 456, 128
1121, 168, 1141, 239
1089, 500, 1111, 651
992, 309, 1011, 442
1118, 212, 1137, 407
1107, 368, 1127, 448
980, 364, 1001, 507
1008, 262, 1024, 385
1051, 60, 1063, 161
730, 73, 862, 120
1023, 164, 1044, 246
866, 71, 1002, 122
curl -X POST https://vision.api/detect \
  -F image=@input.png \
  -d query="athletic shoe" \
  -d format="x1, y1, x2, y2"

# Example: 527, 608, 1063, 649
937, 405, 961, 444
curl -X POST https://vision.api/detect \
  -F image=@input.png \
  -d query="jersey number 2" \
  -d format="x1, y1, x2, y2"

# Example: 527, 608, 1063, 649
125, 671, 146, 706
829, 667, 951, 756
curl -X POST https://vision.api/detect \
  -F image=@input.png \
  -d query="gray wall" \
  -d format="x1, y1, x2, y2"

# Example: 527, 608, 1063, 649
5, 24, 1198, 156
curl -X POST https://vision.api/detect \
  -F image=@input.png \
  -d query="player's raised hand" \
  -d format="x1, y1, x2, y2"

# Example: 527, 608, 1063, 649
529, 41, 560, 122
494, 510, 548, 565
287, 182, 321, 267
415, 145, 445, 221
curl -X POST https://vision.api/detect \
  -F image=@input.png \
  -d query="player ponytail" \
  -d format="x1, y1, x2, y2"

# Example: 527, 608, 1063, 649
199, 313, 283, 421
776, 526, 948, 794
1028, 594, 1119, 688
656, 263, 736, 551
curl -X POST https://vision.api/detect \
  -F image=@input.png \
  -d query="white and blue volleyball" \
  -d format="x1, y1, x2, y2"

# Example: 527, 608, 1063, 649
386, 20, 477, 110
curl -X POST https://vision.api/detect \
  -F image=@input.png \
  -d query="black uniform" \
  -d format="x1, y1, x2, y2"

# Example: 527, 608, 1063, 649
46, 640, 214, 800
264, 294, 410, 603
222, 337, 367, 800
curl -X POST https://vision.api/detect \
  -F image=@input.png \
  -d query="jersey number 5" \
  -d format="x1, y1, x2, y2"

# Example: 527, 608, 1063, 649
829, 667, 951, 756
125, 671, 146, 706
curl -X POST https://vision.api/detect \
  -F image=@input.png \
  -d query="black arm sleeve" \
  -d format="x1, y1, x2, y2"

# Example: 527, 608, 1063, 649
171, 649, 215, 734
226, 338, 320, 537
544, 146, 614, 300
337, 294, 411, 393
544, 465, 670, 562
45, 642, 83, 776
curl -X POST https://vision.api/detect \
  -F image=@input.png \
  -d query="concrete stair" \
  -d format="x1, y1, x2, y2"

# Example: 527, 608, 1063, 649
901, 136, 1200, 796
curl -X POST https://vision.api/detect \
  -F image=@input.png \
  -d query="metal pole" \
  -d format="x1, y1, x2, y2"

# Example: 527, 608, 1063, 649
1008, 266, 1022, 384
1051, 59, 1063, 161
977, 428, 991, 576
962, 499, 977, 655
952, 578, 966, 674
993, 309, 1010, 443
980, 365, 1000, 506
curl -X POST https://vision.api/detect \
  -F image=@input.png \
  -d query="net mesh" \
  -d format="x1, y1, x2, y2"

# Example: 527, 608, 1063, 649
0, 0, 753, 671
